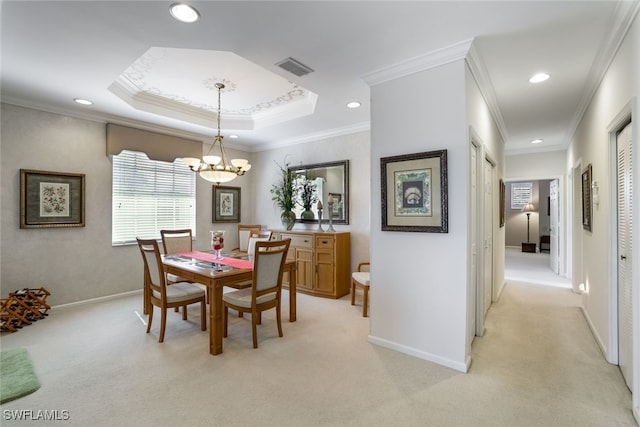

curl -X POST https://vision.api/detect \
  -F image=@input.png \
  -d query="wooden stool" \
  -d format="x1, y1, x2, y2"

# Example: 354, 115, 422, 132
351, 262, 370, 317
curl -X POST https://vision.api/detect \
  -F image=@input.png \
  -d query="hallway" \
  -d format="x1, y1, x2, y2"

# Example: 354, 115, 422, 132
505, 246, 571, 289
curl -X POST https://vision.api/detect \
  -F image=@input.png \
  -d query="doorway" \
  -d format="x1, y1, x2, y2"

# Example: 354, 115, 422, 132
615, 120, 633, 391
504, 178, 569, 287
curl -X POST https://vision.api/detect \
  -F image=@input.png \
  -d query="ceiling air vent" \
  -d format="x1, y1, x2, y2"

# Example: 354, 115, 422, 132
276, 57, 314, 77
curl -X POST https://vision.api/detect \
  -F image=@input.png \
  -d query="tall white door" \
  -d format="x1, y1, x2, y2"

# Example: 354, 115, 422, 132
616, 122, 633, 390
549, 179, 560, 274
483, 159, 494, 316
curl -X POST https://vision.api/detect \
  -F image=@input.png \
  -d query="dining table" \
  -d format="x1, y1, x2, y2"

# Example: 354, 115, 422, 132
159, 250, 297, 355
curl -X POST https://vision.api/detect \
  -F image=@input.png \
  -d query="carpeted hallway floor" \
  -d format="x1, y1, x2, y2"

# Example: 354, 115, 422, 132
0, 258, 635, 426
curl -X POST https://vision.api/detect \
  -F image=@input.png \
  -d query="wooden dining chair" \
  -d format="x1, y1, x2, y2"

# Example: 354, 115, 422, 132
160, 229, 194, 284
235, 224, 261, 252
137, 238, 206, 343
223, 239, 291, 348
247, 232, 273, 256
351, 262, 370, 317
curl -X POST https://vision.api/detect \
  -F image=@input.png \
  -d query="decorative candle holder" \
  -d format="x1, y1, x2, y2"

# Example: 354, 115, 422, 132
317, 200, 324, 232
317, 209, 324, 232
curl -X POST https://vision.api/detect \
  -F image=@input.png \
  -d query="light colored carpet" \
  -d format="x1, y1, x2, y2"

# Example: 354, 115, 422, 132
0, 281, 635, 426
505, 246, 572, 288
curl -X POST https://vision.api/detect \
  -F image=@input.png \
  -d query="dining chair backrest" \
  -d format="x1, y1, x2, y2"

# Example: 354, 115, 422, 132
252, 239, 291, 297
237, 224, 261, 252
160, 229, 193, 255
137, 238, 168, 302
247, 234, 272, 257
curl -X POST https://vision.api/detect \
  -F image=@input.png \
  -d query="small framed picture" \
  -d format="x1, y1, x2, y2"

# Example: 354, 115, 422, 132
380, 149, 448, 233
582, 164, 592, 231
213, 186, 241, 223
20, 169, 85, 229
328, 193, 343, 219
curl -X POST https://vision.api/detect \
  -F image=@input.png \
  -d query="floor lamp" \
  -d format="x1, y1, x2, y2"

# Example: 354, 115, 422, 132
521, 203, 536, 243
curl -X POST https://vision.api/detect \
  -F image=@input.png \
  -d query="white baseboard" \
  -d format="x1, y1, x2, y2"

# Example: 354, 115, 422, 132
51, 289, 142, 312
368, 334, 468, 373
580, 306, 610, 362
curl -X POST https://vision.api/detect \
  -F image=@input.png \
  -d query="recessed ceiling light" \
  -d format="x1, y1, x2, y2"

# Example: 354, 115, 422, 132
346, 101, 361, 109
229, 134, 239, 139
169, 3, 200, 23
529, 73, 550, 83
74, 98, 93, 105
530, 139, 543, 144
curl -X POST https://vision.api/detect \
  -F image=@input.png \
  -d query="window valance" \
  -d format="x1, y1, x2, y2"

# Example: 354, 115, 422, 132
106, 123, 202, 162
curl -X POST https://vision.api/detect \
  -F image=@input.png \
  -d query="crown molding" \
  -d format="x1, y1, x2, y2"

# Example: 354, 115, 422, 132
505, 144, 568, 157
465, 41, 509, 145
565, 0, 640, 143
256, 122, 371, 152
361, 38, 474, 87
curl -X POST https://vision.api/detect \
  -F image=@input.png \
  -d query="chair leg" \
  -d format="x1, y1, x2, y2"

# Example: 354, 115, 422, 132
251, 312, 258, 349
200, 300, 206, 331
159, 307, 167, 343
146, 306, 153, 333
362, 286, 369, 317
351, 281, 356, 305
182, 305, 188, 321
276, 305, 283, 338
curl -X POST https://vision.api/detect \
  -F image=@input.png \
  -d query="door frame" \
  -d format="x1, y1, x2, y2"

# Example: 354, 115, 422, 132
606, 100, 638, 417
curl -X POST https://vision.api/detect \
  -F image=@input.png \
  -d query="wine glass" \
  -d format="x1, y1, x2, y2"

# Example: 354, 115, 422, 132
210, 230, 225, 260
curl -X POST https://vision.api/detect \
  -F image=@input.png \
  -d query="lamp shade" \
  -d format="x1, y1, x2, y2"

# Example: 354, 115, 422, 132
521, 203, 536, 213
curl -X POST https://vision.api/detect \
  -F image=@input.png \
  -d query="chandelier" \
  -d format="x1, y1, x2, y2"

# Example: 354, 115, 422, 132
182, 82, 251, 184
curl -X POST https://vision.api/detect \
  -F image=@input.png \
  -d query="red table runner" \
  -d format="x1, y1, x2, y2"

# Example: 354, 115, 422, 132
179, 251, 254, 270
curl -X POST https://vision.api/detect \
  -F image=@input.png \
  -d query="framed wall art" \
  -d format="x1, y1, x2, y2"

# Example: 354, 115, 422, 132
328, 192, 342, 219
20, 169, 85, 229
510, 182, 532, 209
213, 185, 241, 223
380, 149, 448, 233
582, 164, 592, 231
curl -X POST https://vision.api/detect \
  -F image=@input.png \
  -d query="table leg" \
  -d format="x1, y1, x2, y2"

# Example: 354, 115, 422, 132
289, 263, 296, 322
210, 283, 224, 355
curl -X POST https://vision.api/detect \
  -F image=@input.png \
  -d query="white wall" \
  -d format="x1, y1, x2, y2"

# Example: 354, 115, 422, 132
369, 60, 469, 371
566, 12, 639, 419
465, 61, 506, 348
251, 131, 371, 271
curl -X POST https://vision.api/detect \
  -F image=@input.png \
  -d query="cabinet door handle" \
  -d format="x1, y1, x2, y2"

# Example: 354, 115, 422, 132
621, 255, 627, 260
321, 240, 328, 244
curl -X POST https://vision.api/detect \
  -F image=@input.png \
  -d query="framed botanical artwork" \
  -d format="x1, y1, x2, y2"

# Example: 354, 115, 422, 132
213, 186, 240, 223
20, 169, 85, 229
380, 149, 448, 233
582, 164, 592, 231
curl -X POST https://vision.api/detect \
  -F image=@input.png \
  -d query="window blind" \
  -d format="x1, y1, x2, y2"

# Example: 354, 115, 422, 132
112, 150, 196, 245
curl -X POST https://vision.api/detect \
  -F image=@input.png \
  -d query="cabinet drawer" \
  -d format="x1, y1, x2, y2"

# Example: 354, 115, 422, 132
316, 236, 334, 249
282, 234, 313, 249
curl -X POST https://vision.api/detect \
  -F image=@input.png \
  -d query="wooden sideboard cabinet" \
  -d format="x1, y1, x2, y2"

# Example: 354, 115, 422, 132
274, 230, 351, 299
